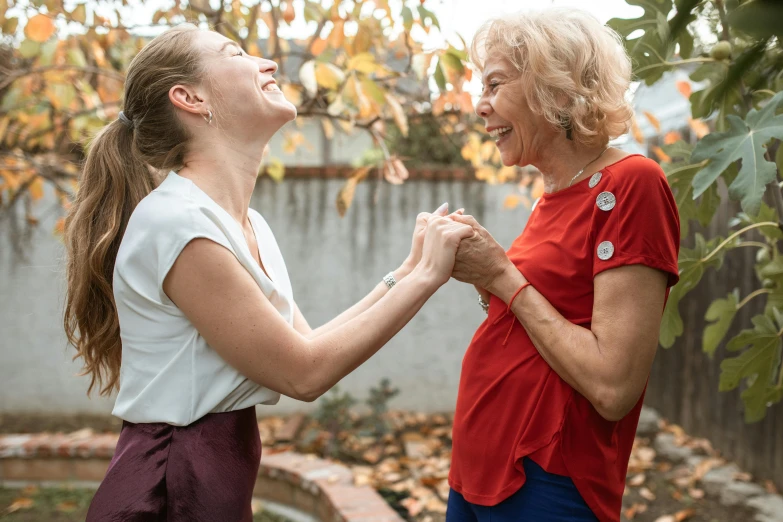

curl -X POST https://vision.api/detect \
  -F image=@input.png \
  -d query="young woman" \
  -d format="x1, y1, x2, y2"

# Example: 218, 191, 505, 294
63, 25, 472, 521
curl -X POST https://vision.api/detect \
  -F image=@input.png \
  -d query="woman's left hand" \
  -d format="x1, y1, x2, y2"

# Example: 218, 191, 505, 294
449, 214, 515, 290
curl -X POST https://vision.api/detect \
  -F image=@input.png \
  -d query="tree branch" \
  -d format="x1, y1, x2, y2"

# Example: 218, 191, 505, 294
0, 65, 125, 91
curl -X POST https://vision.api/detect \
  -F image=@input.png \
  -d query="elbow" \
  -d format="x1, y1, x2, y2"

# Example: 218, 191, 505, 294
592, 385, 637, 422
289, 373, 330, 403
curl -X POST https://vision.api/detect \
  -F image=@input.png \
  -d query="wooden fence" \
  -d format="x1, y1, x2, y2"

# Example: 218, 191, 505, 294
645, 196, 783, 488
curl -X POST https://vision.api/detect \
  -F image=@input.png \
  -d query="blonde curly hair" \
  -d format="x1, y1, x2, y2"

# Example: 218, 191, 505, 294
470, 8, 634, 147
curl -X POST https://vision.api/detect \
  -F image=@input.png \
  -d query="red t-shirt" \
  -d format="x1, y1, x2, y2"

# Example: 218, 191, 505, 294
448, 155, 680, 521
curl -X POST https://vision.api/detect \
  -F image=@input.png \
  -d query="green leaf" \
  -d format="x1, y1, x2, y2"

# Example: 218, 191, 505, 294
39, 38, 58, 66
264, 158, 285, 182
19, 39, 40, 59
608, 0, 696, 85
660, 234, 725, 347
3, 16, 18, 34
401, 6, 413, 33
440, 50, 464, 76
433, 58, 446, 93
416, 5, 440, 31
720, 311, 782, 422
728, 0, 783, 39
691, 90, 783, 215
71, 4, 87, 24
67, 47, 87, 67
703, 289, 739, 356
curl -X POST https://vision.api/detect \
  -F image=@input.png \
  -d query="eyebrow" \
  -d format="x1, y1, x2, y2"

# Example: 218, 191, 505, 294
482, 69, 504, 84
220, 41, 241, 52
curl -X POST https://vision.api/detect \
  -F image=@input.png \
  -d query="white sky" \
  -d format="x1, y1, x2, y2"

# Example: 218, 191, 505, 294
77, 0, 642, 42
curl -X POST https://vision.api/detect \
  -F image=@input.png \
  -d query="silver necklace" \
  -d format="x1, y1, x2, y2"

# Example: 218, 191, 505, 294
566, 146, 610, 188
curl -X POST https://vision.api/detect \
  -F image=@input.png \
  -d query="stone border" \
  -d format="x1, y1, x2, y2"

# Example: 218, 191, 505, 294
0, 433, 403, 522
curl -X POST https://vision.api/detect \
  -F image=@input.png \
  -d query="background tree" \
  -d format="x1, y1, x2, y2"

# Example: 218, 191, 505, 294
0, 0, 488, 224
610, 0, 783, 421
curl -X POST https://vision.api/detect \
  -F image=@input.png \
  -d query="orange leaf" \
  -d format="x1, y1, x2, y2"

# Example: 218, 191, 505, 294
503, 194, 522, 209
675, 508, 697, 521
664, 131, 682, 145
29, 176, 44, 201
688, 117, 710, 139
282, 1, 295, 24
311, 37, 328, 56
56, 501, 78, 513
7, 497, 34, 513
330, 19, 345, 48
652, 146, 671, 163
631, 117, 644, 144
676, 80, 692, 99
55, 217, 66, 236
336, 166, 370, 217
643, 111, 661, 133
25, 14, 56, 42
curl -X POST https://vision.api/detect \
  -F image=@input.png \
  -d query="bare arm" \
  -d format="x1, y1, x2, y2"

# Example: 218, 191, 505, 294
298, 207, 458, 339
486, 263, 667, 421
163, 217, 472, 403
450, 213, 667, 421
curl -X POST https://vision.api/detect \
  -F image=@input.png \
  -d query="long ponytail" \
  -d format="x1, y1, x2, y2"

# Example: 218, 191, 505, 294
64, 24, 204, 396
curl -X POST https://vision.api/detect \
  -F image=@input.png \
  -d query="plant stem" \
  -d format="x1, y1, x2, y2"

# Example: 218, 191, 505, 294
737, 288, 771, 310
735, 241, 771, 250
634, 58, 722, 76
701, 222, 779, 263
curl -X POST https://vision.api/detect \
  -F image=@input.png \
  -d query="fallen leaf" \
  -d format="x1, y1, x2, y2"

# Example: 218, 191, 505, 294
629, 473, 646, 487
640, 487, 656, 501
734, 471, 752, 482
688, 488, 704, 499
251, 498, 264, 514
56, 501, 78, 513
624, 503, 647, 520
675, 508, 697, 521
765, 480, 778, 494
654, 516, 675, 522
400, 497, 423, 516
6, 498, 34, 514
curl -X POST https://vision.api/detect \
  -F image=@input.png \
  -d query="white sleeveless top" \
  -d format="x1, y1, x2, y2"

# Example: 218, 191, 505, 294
111, 171, 291, 425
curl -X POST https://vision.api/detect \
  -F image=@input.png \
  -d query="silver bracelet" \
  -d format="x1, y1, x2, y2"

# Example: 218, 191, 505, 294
383, 272, 397, 289
478, 294, 489, 314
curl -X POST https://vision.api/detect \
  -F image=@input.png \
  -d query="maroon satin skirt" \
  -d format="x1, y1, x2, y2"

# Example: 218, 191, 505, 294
87, 407, 261, 522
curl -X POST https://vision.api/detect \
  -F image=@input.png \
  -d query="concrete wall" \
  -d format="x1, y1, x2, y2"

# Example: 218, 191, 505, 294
0, 177, 531, 417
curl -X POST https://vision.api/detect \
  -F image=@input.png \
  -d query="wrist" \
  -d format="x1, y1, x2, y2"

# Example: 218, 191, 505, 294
395, 260, 415, 280
486, 262, 527, 304
408, 264, 444, 293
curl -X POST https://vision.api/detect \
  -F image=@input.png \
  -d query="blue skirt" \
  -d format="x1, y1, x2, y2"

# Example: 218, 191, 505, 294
446, 458, 598, 522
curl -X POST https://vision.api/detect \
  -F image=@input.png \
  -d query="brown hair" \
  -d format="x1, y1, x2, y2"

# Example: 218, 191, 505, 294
64, 25, 205, 396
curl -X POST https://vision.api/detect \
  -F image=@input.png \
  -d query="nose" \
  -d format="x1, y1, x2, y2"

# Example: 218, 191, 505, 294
475, 93, 492, 119
258, 58, 278, 75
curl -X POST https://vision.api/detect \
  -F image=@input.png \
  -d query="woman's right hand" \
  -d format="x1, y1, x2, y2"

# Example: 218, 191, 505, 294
418, 216, 475, 286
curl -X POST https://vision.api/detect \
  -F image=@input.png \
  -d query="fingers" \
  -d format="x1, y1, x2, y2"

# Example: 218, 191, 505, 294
450, 213, 481, 229
433, 202, 449, 216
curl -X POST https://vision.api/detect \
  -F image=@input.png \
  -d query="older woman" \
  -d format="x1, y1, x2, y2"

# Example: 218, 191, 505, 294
445, 8, 680, 522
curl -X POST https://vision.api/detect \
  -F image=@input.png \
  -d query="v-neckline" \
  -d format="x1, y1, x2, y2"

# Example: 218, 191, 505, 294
246, 214, 275, 284
168, 171, 276, 286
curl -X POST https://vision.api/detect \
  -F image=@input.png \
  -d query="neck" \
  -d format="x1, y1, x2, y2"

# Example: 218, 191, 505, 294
532, 135, 608, 194
179, 135, 269, 224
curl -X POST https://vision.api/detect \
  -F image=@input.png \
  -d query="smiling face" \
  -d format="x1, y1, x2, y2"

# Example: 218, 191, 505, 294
197, 31, 296, 138
475, 54, 558, 168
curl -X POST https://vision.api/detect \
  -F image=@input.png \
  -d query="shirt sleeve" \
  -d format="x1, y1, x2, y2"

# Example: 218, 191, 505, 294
591, 157, 680, 287
121, 193, 237, 305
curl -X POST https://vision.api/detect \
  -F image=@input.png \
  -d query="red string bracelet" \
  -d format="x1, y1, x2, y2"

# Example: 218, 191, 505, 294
491, 281, 532, 346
